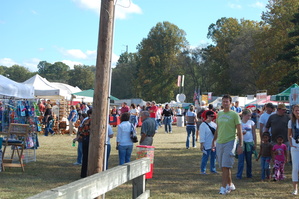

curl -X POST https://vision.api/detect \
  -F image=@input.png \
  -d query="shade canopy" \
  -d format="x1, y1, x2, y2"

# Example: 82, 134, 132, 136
72, 89, 119, 101
0, 75, 35, 99
270, 83, 299, 102
23, 74, 67, 99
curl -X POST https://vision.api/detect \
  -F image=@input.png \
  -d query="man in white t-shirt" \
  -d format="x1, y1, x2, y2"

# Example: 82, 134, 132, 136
259, 103, 275, 140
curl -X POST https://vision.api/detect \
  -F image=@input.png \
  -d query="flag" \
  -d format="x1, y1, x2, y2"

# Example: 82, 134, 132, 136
177, 75, 181, 87
208, 92, 212, 100
181, 75, 185, 87
193, 90, 197, 101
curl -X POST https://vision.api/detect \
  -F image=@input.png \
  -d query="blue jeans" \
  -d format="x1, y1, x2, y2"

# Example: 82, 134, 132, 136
106, 144, 111, 169
260, 157, 271, 180
77, 142, 83, 164
130, 115, 138, 127
118, 145, 133, 165
164, 116, 172, 133
45, 120, 54, 136
201, 149, 216, 173
186, 126, 196, 148
237, 144, 253, 179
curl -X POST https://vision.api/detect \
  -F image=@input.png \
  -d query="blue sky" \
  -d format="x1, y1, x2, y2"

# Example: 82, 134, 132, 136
0, 0, 269, 72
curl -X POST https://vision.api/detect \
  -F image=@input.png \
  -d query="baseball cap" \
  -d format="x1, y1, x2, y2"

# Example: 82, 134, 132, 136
277, 104, 286, 110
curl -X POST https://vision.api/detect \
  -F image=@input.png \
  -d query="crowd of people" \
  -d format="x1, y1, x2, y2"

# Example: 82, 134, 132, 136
189, 95, 299, 195
40, 98, 299, 195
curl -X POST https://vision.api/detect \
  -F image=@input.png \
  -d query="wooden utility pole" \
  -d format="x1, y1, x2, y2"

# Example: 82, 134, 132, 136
88, 0, 115, 176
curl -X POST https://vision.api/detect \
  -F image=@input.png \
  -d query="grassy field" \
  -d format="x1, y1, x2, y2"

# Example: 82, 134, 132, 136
0, 125, 296, 199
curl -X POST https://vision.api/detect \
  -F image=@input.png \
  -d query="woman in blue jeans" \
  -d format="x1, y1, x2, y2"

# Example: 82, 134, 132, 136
237, 109, 256, 179
117, 112, 133, 165
162, 104, 173, 133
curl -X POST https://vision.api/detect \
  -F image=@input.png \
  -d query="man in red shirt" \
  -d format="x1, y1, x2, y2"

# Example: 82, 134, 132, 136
120, 102, 130, 114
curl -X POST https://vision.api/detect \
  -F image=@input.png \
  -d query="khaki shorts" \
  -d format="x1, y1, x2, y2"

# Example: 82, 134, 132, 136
216, 139, 237, 168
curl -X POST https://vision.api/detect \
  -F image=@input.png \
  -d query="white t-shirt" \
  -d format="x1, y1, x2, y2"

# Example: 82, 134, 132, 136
288, 119, 299, 146
288, 119, 299, 129
259, 112, 275, 132
129, 108, 138, 116
242, 120, 255, 142
199, 121, 217, 150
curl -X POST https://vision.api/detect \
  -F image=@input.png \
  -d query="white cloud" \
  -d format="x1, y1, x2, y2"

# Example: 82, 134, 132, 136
0, 58, 40, 72
23, 58, 41, 71
0, 58, 18, 66
249, 1, 265, 9
115, 0, 142, 19
65, 49, 88, 59
111, 52, 119, 68
60, 47, 118, 67
72, 0, 142, 19
228, 3, 242, 9
62, 60, 83, 68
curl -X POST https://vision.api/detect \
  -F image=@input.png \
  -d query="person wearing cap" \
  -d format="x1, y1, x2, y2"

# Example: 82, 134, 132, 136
199, 110, 217, 174
201, 104, 217, 122
265, 104, 290, 145
259, 103, 275, 140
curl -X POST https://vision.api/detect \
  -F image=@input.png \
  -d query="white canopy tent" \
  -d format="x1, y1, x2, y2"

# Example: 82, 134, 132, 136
51, 82, 81, 100
23, 74, 68, 99
0, 75, 35, 99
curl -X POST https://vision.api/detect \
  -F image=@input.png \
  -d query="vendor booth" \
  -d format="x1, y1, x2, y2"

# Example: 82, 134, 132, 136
0, 75, 39, 171
271, 83, 299, 102
23, 75, 80, 134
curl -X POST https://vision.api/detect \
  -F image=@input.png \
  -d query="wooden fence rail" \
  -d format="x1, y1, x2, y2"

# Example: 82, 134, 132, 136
27, 158, 151, 199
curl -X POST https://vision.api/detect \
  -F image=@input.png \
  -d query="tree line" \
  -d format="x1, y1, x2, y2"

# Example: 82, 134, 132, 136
1, 0, 298, 103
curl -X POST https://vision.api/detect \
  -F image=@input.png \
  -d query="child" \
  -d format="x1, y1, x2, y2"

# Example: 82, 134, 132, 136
272, 135, 287, 181
256, 132, 272, 181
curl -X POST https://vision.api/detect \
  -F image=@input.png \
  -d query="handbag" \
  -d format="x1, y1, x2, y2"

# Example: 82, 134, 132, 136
204, 122, 216, 135
130, 124, 138, 143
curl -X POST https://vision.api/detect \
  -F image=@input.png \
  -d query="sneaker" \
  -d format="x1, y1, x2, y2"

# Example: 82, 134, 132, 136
165, 131, 168, 134
219, 187, 227, 195
292, 190, 298, 195
73, 162, 81, 165
169, 131, 172, 134
226, 183, 236, 193
211, 171, 218, 174
200, 172, 208, 175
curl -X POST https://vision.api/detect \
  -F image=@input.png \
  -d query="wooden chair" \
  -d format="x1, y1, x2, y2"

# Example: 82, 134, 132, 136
2, 123, 30, 172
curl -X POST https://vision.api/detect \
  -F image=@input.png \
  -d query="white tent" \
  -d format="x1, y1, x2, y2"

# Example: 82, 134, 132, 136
0, 75, 35, 99
23, 74, 68, 99
51, 82, 81, 100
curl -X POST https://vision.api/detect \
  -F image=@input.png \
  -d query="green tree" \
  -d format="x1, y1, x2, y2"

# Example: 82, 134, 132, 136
37, 61, 70, 82
4, 65, 34, 82
135, 21, 188, 102
68, 65, 95, 90
0, 65, 8, 75
206, 17, 243, 95
253, 0, 299, 93
278, 8, 299, 86
111, 52, 137, 99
